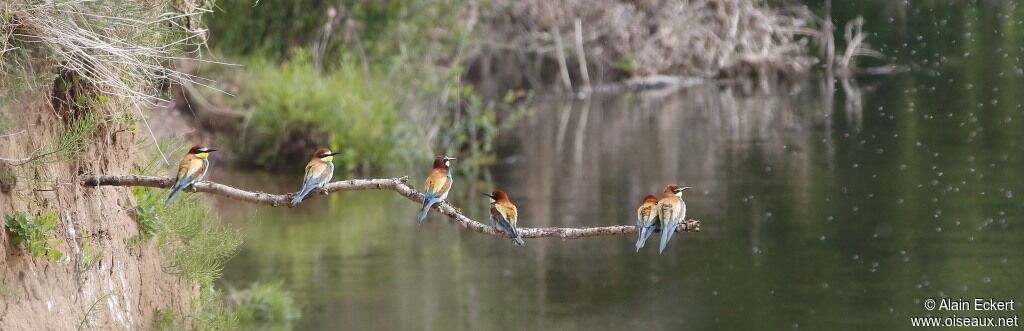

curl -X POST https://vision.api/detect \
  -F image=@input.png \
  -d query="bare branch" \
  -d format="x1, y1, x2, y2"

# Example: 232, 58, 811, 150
79, 175, 701, 240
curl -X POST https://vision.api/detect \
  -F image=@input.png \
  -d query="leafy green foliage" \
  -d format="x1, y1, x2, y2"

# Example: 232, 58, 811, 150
131, 186, 242, 287
231, 282, 302, 323
131, 185, 165, 241
4, 211, 63, 261
230, 55, 417, 174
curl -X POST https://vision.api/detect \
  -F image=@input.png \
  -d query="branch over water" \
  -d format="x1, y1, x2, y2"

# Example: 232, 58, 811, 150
80, 175, 701, 240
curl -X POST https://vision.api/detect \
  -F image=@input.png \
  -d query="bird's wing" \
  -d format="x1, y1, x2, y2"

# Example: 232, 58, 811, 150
176, 157, 203, 182
658, 199, 677, 224
493, 203, 519, 235
490, 204, 504, 224
304, 161, 328, 182
504, 203, 518, 227
318, 162, 334, 186
423, 170, 449, 195
639, 204, 655, 225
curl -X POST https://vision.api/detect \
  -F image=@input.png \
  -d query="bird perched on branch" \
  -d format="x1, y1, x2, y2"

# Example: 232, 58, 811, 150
485, 190, 525, 246
416, 155, 455, 222
657, 184, 692, 254
165, 145, 216, 207
635, 194, 660, 252
290, 147, 341, 206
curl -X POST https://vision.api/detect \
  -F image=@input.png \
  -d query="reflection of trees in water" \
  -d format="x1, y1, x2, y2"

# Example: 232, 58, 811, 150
498, 79, 865, 230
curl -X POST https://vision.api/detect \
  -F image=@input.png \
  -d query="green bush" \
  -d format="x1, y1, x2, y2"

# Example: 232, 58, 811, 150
234, 55, 417, 174
4, 211, 63, 261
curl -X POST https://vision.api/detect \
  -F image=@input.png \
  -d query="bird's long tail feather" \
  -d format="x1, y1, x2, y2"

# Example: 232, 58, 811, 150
635, 225, 647, 252
291, 181, 319, 206
417, 196, 440, 222
658, 219, 680, 254
636, 223, 657, 252
164, 181, 187, 207
497, 219, 525, 246
290, 193, 305, 206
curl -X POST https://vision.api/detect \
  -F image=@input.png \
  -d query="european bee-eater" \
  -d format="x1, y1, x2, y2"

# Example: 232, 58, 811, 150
485, 190, 525, 246
290, 147, 341, 206
416, 155, 455, 222
657, 184, 692, 254
165, 145, 216, 207
635, 194, 660, 252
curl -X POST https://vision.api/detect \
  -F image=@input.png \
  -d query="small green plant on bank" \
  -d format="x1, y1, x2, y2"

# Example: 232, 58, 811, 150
4, 211, 63, 262
150, 308, 179, 331
131, 185, 165, 242
79, 240, 103, 273
230, 281, 302, 323
16, 112, 101, 167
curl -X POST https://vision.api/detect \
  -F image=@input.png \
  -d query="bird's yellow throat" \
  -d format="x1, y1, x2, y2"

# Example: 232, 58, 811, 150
196, 152, 210, 159
322, 155, 334, 162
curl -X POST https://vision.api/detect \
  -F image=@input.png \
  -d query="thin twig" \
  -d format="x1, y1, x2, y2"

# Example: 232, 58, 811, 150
79, 175, 701, 240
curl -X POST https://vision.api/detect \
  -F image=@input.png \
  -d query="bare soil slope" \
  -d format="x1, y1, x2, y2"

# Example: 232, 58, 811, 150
0, 92, 195, 330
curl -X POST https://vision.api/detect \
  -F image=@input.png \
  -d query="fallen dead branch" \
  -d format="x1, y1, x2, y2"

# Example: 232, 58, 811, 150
80, 175, 701, 240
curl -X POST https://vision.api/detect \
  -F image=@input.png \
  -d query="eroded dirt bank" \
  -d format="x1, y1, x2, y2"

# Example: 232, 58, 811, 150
0, 92, 196, 330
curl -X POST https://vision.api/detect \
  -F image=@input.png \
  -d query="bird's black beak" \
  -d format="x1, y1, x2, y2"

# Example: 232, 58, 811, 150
327, 152, 342, 156
483, 193, 495, 199
676, 186, 694, 193
206, 149, 218, 152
